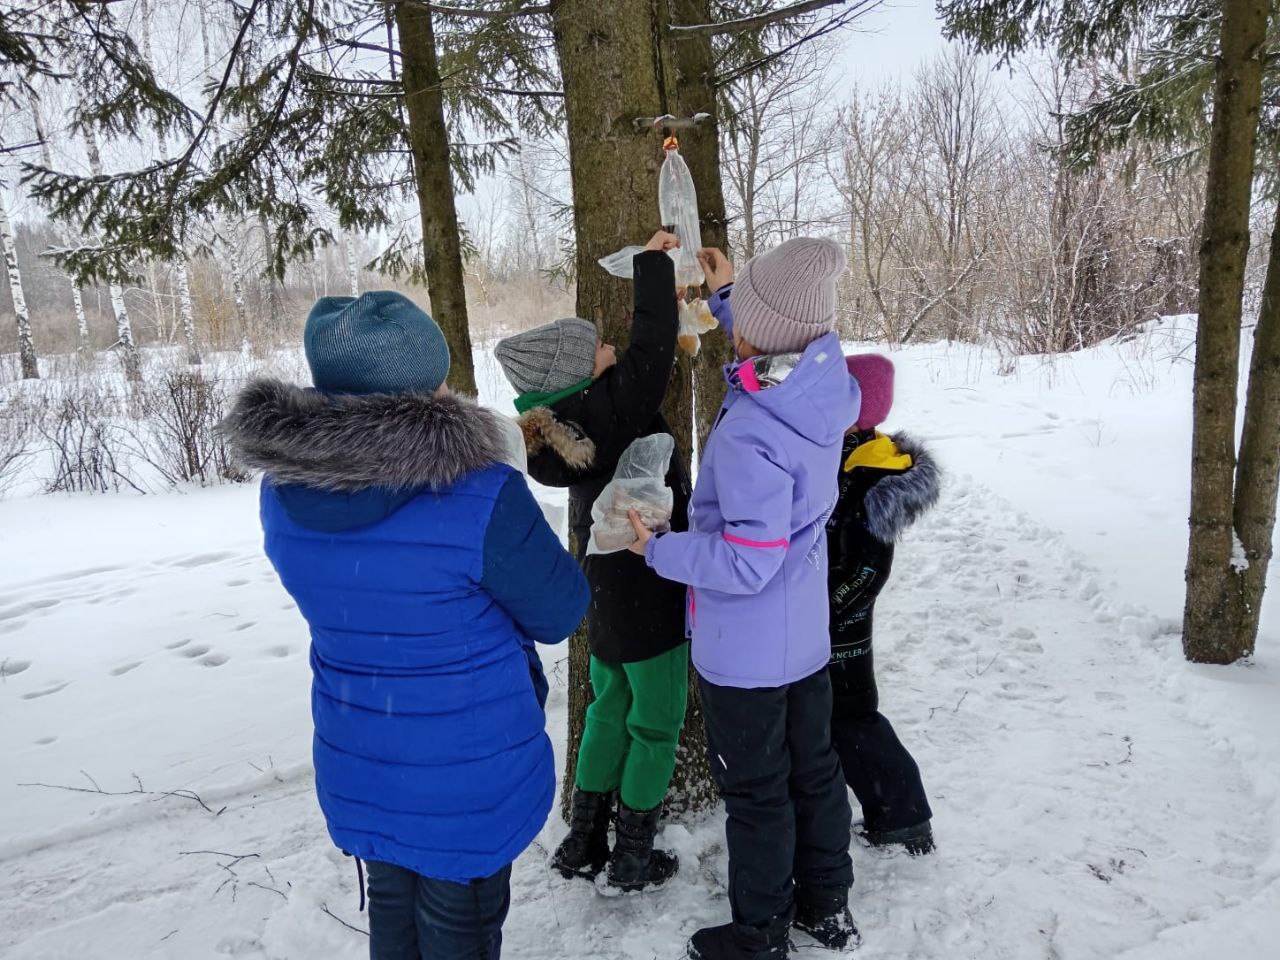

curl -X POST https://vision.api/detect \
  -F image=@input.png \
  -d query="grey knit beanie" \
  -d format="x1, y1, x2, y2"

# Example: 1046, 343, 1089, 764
304, 291, 449, 395
495, 318, 598, 395
732, 237, 847, 354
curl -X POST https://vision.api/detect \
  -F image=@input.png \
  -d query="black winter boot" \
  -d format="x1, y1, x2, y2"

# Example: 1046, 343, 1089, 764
860, 819, 935, 856
793, 886, 861, 951
605, 801, 678, 891
687, 921, 792, 960
550, 789, 614, 880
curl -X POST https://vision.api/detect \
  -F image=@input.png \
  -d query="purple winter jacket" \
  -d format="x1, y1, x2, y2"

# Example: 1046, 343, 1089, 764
645, 287, 861, 688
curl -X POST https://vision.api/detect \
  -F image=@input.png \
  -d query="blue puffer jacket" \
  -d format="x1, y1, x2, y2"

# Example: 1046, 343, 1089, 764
222, 379, 589, 882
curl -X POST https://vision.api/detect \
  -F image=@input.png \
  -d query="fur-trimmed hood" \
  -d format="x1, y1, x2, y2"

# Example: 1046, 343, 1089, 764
863, 432, 941, 543
516, 405, 595, 472
220, 378, 507, 492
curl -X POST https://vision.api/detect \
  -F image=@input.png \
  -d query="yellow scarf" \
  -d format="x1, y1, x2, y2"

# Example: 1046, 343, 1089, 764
843, 432, 913, 473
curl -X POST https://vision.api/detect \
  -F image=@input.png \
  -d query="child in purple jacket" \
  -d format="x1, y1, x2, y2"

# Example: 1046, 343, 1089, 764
628, 239, 861, 960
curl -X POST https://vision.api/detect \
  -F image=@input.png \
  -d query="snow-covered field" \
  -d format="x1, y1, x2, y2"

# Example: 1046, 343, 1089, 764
2, 320, 1278, 959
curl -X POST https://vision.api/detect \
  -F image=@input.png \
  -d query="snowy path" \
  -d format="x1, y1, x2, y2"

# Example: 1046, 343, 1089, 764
1, 475, 1275, 959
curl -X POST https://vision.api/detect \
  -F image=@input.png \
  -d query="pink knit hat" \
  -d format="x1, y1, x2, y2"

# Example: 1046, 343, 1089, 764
732, 237, 847, 354
846, 354, 894, 430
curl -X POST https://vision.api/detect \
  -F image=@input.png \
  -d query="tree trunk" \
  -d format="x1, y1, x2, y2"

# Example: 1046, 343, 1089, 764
84, 127, 141, 382
141, 0, 200, 366
553, 0, 668, 820
175, 259, 200, 364
345, 231, 360, 297
1230, 196, 1280, 657
0, 198, 38, 380
664, 0, 731, 816
552, 0, 731, 820
1182, 0, 1268, 664
228, 237, 251, 354
263, 216, 288, 342
73, 284, 90, 358
394, 1, 477, 395
32, 92, 86, 363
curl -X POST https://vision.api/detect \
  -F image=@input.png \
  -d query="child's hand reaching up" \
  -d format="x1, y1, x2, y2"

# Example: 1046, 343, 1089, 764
627, 509, 654, 555
646, 230, 680, 252
698, 248, 734, 293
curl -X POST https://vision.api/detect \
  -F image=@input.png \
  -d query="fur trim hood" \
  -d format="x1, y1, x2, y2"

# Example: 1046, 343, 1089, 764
864, 432, 941, 542
517, 406, 595, 471
220, 378, 507, 492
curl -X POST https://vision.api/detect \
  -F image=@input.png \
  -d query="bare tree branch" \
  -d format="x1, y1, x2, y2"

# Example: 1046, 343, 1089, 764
421, 1, 551, 19
670, 0, 863, 37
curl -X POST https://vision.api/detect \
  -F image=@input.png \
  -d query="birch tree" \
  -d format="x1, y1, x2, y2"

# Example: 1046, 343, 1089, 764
0, 188, 38, 378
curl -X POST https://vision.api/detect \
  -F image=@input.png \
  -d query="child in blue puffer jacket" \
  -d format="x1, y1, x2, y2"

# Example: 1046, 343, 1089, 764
222, 291, 588, 960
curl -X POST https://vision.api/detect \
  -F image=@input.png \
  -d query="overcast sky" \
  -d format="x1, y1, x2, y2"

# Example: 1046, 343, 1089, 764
835, 0, 950, 86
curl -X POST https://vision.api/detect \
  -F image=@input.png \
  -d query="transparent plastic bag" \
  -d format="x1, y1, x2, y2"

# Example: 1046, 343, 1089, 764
658, 138, 705, 289
586, 433, 676, 556
598, 245, 648, 279
677, 298, 719, 357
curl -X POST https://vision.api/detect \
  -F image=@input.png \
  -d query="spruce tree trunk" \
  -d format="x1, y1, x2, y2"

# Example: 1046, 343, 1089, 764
1182, 0, 1268, 664
0, 198, 38, 380
552, 0, 731, 820
1230, 196, 1280, 657
394, 1, 477, 395
665, 0, 732, 815
553, 0, 669, 820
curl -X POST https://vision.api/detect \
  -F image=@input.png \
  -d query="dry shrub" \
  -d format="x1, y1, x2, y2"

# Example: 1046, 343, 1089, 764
135, 370, 248, 486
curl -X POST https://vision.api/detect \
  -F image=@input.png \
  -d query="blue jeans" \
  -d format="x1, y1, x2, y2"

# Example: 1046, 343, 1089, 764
365, 860, 512, 960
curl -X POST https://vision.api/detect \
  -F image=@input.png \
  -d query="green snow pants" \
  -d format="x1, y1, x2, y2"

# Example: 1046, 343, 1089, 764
574, 644, 689, 811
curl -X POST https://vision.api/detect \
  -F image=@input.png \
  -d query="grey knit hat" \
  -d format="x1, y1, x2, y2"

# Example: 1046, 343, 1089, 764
495, 318, 598, 395
304, 291, 449, 395
732, 237, 847, 354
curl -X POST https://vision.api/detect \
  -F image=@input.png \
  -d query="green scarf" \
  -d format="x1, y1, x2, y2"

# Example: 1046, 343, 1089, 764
513, 377, 593, 414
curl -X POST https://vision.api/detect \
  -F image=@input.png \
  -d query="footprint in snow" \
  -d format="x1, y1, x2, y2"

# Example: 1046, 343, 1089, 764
0, 598, 59, 621
22, 682, 69, 701
233, 621, 256, 632
2, 658, 33, 679
170, 551, 239, 569
166, 639, 191, 650
199, 653, 230, 667
109, 662, 141, 677
178, 644, 212, 659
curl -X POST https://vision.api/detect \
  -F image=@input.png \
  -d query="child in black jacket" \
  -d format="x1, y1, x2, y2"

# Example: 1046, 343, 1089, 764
827, 353, 941, 855
495, 231, 689, 893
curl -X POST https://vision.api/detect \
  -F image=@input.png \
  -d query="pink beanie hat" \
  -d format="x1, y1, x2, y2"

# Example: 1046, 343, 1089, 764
846, 354, 894, 430
732, 237, 847, 354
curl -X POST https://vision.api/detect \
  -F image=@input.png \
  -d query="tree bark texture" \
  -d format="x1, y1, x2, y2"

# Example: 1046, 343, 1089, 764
1230, 195, 1280, 658
0, 198, 39, 380
1182, 0, 1268, 664
553, 0, 668, 821
665, 0, 732, 815
394, 1, 478, 395
553, 0, 728, 819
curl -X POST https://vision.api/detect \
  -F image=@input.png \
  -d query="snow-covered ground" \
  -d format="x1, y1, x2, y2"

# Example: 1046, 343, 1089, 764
2, 320, 1278, 959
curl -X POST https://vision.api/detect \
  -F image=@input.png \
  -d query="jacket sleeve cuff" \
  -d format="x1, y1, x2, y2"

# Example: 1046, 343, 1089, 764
644, 533, 660, 569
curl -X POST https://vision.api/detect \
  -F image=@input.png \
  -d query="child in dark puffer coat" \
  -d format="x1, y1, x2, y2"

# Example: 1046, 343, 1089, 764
827, 354, 941, 856
494, 230, 690, 894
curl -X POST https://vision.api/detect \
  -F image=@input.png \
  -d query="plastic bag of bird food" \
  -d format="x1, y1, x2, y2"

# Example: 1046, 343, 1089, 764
587, 433, 676, 555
